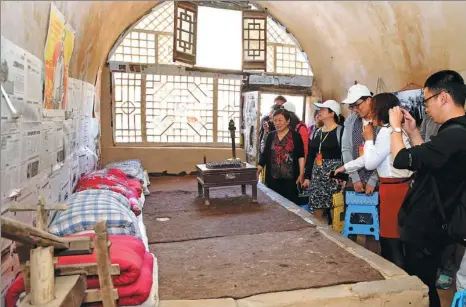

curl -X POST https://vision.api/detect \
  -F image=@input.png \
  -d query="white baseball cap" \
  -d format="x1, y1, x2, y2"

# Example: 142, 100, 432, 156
314, 100, 341, 116
341, 84, 372, 104
282, 102, 296, 114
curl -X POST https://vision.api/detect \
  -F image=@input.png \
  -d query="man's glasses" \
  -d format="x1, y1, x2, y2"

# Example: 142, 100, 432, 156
349, 99, 365, 109
423, 91, 444, 107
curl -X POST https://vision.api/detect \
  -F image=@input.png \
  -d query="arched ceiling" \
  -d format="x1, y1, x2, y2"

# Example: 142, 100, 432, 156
2, 1, 465, 100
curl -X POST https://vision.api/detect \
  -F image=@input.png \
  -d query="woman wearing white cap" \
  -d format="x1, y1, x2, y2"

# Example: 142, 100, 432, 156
302, 100, 344, 222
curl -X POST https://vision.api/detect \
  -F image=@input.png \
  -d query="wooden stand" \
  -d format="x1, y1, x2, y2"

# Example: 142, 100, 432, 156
196, 163, 258, 205
2, 197, 119, 307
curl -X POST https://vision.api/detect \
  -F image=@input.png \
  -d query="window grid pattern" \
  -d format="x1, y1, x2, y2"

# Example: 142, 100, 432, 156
145, 75, 214, 143
243, 18, 266, 62
175, 7, 196, 55
109, 2, 312, 76
113, 73, 142, 143
158, 34, 174, 64
111, 31, 156, 63
217, 79, 241, 143
134, 2, 174, 32
267, 45, 275, 72
267, 17, 295, 45
276, 45, 311, 76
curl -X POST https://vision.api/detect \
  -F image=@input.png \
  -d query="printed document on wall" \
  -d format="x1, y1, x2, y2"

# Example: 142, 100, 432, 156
1, 36, 26, 120
40, 121, 64, 173
24, 53, 43, 121
20, 122, 41, 186
1, 132, 20, 211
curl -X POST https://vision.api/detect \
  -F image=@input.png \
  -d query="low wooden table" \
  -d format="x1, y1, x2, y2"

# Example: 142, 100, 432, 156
196, 163, 258, 205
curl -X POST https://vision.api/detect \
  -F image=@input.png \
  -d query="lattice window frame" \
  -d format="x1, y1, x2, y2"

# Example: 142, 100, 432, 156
173, 1, 198, 66
112, 73, 144, 143
242, 10, 267, 71
108, 2, 313, 77
111, 72, 242, 146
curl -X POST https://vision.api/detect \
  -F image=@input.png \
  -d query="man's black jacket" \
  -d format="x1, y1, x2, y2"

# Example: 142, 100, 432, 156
395, 115, 466, 251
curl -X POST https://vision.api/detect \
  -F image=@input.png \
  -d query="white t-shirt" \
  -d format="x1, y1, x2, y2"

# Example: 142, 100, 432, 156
344, 126, 412, 178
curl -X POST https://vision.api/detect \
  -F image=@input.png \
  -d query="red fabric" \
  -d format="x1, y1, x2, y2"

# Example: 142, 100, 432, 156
86, 252, 154, 306
127, 179, 143, 197
6, 235, 147, 307
379, 179, 410, 238
296, 122, 309, 156
75, 169, 141, 215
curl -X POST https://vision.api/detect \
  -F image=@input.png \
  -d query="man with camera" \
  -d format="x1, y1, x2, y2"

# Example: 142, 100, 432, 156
389, 70, 466, 307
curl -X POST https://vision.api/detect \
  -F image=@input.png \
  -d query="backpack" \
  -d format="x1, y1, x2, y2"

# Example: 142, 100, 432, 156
429, 124, 466, 246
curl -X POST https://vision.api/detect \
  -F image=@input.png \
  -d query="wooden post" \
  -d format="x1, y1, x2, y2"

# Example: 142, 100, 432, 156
94, 220, 117, 307
36, 196, 48, 231
30, 246, 55, 305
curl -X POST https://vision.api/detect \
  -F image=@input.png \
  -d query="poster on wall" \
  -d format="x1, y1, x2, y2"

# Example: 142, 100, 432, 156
242, 91, 259, 164
43, 3, 75, 118
393, 89, 424, 126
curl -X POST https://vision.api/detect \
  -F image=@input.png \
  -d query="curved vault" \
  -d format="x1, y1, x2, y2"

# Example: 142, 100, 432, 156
2, 1, 465, 100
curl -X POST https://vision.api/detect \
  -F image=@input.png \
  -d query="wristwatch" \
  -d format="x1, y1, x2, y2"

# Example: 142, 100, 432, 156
393, 127, 402, 133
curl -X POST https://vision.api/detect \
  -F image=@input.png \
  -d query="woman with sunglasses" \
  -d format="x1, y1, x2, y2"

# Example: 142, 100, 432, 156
334, 93, 412, 268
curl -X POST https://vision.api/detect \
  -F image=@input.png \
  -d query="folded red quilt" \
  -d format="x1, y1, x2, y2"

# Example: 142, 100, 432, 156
87, 252, 154, 306
5, 234, 146, 307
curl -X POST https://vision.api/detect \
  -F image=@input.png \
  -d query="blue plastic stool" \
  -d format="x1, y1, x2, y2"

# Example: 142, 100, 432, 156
452, 290, 466, 307
342, 191, 380, 240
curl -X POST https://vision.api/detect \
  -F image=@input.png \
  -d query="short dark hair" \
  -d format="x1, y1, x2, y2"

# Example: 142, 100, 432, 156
424, 70, 466, 107
272, 108, 291, 121
274, 95, 287, 103
372, 93, 400, 124
270, 104, 282, 112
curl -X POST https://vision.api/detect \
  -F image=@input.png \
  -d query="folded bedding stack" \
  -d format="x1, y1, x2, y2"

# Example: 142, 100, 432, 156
75, 168, 143, 215
105, 159, 150, 196
5, 235, 157, 307
48, 189, 142, 239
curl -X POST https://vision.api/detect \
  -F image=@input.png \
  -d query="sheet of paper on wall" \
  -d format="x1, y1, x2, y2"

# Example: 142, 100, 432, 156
40, 121, 65, 173
23, 53, 43, 122
59, 158, 71, 202
1, 132, 21, 212
11, 185, 38, 225
70, 152, 80, 191
72, 78, 83, 117
81, 82, 95, 117
1, 36, 26, 120
19, 121, 41, 187
78, 115, 90, 148
63, 118, 77, 158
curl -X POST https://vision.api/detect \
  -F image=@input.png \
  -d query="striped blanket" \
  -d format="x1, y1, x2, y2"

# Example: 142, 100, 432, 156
48, 189, 141, 238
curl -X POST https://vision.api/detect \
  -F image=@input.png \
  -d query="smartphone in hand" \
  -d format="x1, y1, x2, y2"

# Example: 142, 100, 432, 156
329, 171, 349, 181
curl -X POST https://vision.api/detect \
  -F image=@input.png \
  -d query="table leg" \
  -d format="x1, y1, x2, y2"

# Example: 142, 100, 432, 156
198, 181, 203, 197
241, 184, 246, 195
204, 187, 210, 206
252, 183, 258, 203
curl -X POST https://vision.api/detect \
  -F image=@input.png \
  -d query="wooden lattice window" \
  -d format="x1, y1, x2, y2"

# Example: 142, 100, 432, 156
145, 75, 214, 143
173, 2, 198, 65
113, 73, 143, 143
242, 10, 267, 70
217, 78, 241, 143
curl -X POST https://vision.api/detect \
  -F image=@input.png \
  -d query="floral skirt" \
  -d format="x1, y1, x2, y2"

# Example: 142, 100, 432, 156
309, 159, 342, 209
